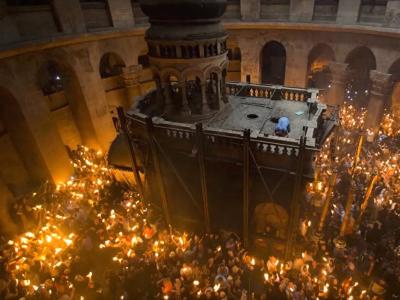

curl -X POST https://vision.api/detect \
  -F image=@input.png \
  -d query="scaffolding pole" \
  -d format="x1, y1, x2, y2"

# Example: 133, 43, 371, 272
196, 123, 211, 233
117, 106, 144, 197
145, 117, 172, 226
286, 136, 306, 259
243, 129, 251, 248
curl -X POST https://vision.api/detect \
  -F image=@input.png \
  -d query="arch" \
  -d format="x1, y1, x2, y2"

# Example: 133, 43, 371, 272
261, 41, 286, 85
182, 68, 206, 114
99, 52, 126, 79
37, 58, 98, 149
345, 46, 376, 107
0, 87, 37, 194
182, 68, 205, 82
388, 58, 400, 113
160, 67, 182, 84
388, 58, 400, 82
307, 43, 335, 89
205, 65, 222, 80
38, 60, 65, 96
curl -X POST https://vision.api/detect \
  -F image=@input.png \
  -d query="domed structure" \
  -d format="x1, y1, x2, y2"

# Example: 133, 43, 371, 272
140, 0, 227, 22
139, 0, 229, 122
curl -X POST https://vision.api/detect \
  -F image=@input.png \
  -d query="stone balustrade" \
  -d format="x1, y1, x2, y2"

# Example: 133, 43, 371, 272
225, 82, 314, 102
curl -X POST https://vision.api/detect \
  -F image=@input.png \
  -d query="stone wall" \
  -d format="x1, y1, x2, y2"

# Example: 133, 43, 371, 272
230, 27, 400, 87
2, 0, 400, 47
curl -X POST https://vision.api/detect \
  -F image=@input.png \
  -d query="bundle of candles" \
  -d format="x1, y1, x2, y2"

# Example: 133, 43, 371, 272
0, 105, 399, 299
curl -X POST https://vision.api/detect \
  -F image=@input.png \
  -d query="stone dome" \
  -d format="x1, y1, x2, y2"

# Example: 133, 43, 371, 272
140, 0, 227, 22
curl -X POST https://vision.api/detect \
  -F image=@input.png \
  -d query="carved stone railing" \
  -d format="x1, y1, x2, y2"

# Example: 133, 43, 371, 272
129, 83, 326, 149
225, 82, 317, 102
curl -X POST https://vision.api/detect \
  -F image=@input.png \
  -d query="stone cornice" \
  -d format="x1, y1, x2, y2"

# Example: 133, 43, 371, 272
1, 21, 400, 60
223, 21, 400, 39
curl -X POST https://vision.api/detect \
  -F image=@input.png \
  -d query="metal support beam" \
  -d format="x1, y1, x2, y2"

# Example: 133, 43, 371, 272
318, 172, 337, 233
243, 129, 251, 248
145, 117, 172, 226
196, 123, 211, 233
286, 136, 306, 259
117, 107, 144, 197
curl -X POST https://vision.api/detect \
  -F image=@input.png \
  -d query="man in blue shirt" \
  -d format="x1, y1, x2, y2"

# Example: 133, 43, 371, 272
275, 116, 290, 137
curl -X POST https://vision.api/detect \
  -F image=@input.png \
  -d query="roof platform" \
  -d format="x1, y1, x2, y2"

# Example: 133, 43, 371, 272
109, 82, 336, 178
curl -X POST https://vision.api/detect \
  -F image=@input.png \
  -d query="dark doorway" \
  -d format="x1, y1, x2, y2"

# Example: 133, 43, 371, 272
261, 41, 286, 85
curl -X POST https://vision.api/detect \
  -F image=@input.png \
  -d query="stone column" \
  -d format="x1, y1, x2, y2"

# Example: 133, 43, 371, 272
385, 0, 400, 27
52, 0, 86, 34
201, 82, 210, 113
240, 0, 260, 21
216, 76, 221, 108
0, 1, 20, 45
285, 46, 309, 88
289, 0, 315, 22
336, 0, 362, 24
180, 82, 191, 116
107, 0, 135, 28
122, 65, 142, 108
365, 71, 393, 130
162, 80, 174, 114
327, 62, 349, 106
222, 70, 228, 103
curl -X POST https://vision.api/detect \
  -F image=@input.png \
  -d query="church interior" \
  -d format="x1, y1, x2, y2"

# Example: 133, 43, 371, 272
0, 0, 400, 299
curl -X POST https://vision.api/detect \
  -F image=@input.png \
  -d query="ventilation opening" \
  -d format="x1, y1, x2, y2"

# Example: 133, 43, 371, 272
247, 113, 258, 119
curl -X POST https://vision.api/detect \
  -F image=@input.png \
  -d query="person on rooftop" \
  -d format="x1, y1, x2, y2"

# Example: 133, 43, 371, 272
275, 116, 290, 137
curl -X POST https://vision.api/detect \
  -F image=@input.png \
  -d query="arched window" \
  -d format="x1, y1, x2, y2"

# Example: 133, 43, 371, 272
307, 43, 335, 89
388, 59, 400, 112
261, 41, 286, 85
99, 53, 126, 79
345, 46, 376, 107
38, 61, 65, 96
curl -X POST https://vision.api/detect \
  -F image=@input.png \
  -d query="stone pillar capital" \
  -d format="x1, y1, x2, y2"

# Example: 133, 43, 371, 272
326, 62, 348, 106
369, 70, 393, 96
365, 70, 393, 130
328, 62, 349, 83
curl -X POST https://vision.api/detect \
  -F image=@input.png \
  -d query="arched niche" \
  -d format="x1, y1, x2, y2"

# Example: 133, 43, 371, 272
307, 43, 335, 90
183, 70, 204, 114
261, 41, 286, 85
388, 58, 400, 114
99, 52, 126, 79
345, 46, 377, 107
206, 67, 222, 110
0, 87, 39, 194
38, 60, 98, 149
161, 71, 182, 110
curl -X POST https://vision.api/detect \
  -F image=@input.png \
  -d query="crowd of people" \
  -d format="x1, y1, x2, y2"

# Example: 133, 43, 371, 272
0, 103, 399, 299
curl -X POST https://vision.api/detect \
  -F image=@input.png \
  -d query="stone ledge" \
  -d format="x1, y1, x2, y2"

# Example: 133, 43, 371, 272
2, 20, 400, 60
